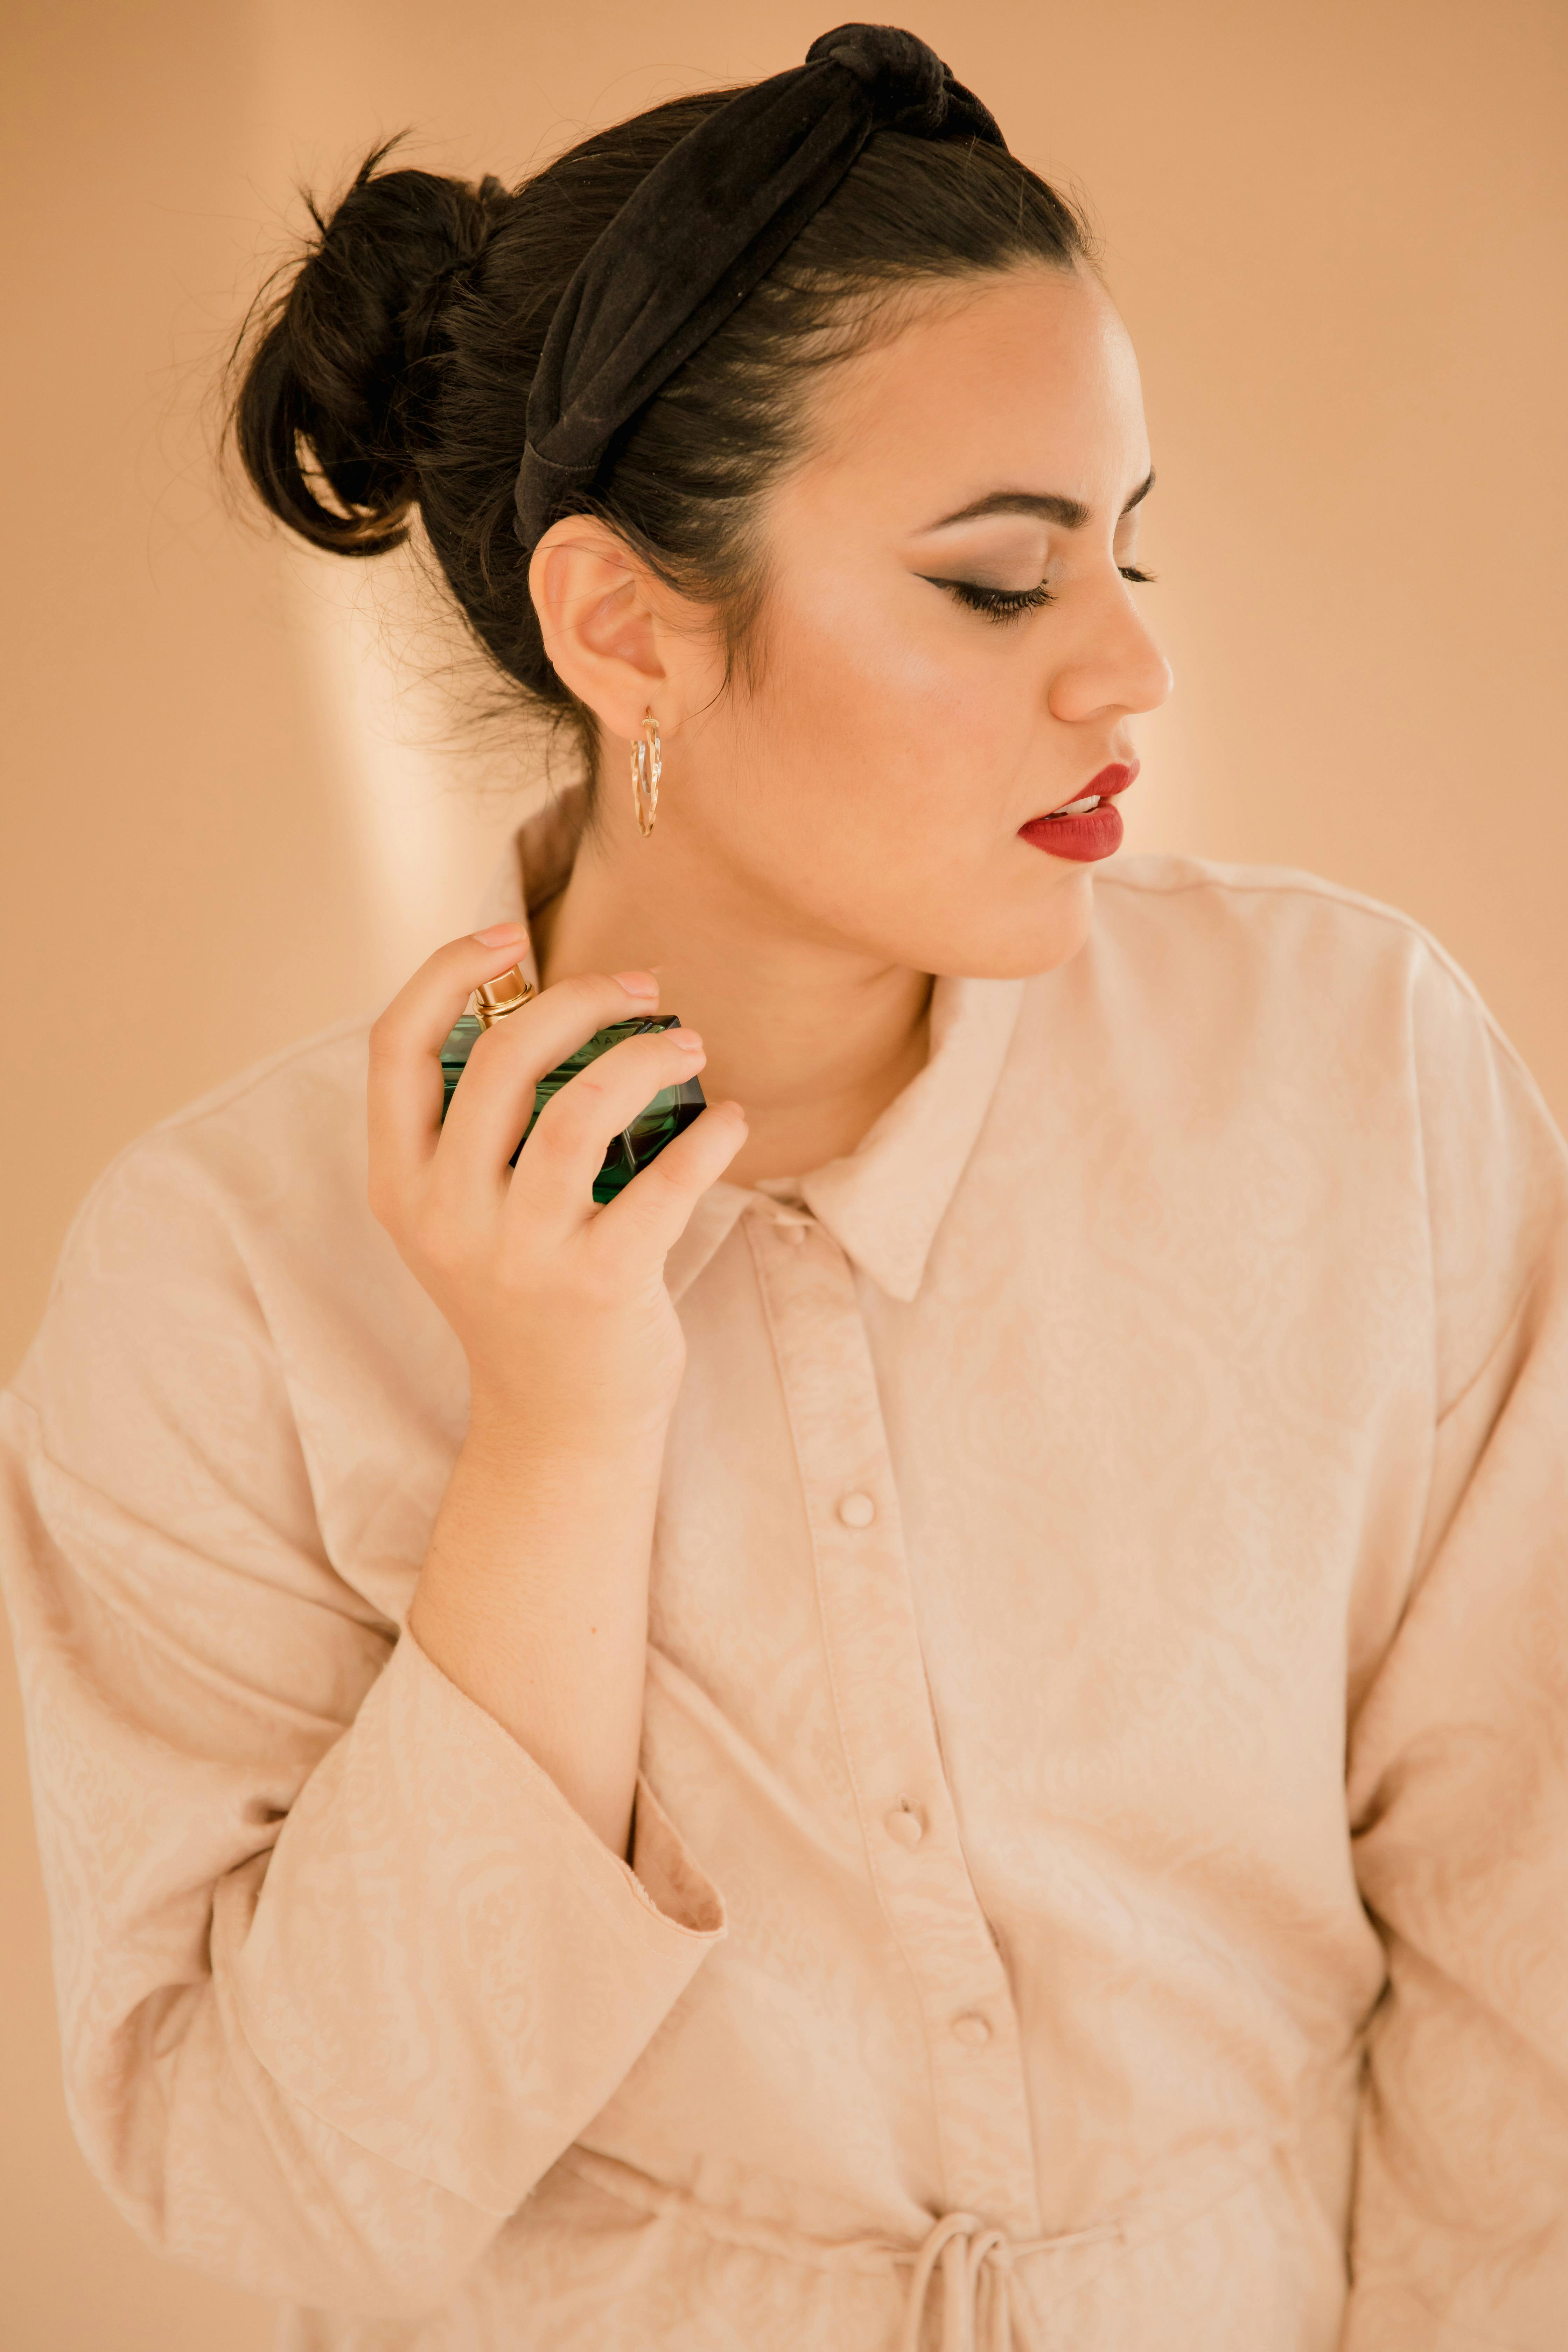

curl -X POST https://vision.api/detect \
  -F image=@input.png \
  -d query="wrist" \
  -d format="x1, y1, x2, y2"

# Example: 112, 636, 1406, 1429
462, 1386, 672, 1480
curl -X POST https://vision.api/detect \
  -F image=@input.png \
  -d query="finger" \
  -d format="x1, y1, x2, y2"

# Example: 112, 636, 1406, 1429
587, 1101, 751, 1270
435, 967, 665, 1197
368, 923, 538, 1208
504, 1026, 711, 1234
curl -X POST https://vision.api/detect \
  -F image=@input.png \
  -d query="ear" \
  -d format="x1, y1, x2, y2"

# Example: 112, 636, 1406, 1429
528, 518, 710, 742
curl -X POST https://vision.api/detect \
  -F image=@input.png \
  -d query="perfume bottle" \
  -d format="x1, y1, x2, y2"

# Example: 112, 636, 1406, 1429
439, 966, 706, 1205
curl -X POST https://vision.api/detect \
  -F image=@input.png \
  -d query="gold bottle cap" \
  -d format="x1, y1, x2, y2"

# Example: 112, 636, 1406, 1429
471, 965, 538, 1028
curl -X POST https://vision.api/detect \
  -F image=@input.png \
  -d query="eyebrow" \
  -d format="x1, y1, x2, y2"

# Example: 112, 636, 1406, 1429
923, 468, 1156, 533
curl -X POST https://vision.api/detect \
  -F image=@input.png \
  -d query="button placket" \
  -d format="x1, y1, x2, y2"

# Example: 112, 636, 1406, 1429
749, 1205, 814, 1253
744, 1218, 1039, 2232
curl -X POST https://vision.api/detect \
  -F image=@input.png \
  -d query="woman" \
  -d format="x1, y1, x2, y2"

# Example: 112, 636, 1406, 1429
2, 23, 1565, 2351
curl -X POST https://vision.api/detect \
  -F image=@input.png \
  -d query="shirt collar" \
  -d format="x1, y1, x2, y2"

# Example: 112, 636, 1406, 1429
478, 786, 1025, 1307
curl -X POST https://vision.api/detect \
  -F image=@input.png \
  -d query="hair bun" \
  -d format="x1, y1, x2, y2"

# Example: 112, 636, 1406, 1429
227, 69, 1087, 775
232, 138, 505, 556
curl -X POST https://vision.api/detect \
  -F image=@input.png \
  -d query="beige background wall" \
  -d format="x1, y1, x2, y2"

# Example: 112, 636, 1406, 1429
3, 2, 1564, 2344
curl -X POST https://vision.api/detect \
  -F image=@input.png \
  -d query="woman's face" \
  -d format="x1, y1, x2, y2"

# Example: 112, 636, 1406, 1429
666, 262, 1173, 980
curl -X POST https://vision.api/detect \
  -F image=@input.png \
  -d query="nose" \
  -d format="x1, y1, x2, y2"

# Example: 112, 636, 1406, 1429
1046, 570, 1174, 726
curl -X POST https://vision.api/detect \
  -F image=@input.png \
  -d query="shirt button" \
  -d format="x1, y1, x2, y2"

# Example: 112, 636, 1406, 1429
883, 1804, 925, 1848
778, 1220, 808, 1244
951, 2013, 992, 2049
837, 1491, 876, 1528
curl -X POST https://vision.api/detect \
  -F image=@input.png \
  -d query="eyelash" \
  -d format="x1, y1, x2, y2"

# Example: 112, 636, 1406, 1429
926, 568, 1157, 624
937, 579, 1055, 622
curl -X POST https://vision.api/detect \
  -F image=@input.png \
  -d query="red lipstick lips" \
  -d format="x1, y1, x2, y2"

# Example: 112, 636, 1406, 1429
1017, 762, 1138, 864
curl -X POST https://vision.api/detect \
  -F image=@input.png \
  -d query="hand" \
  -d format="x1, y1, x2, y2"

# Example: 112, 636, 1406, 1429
367, 924, 749, 1453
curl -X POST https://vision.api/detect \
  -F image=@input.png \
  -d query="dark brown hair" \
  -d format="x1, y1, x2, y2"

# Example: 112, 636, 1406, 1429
227, 91, 1093, 784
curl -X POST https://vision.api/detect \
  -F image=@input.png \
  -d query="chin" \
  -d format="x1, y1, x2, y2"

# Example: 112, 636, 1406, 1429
922, 896, 1096, 981
953, 871, 1097, 980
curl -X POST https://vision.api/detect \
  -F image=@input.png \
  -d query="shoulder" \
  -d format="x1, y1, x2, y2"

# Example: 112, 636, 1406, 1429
18, 1015, 386, 1407
1094, 846, 1458, 976
1082, 847, 1565, 1190
11, 1011, 460, 1550
132, 1011, 374, 1195
1079, 846, 1514, 1059
71, 1013, 371, 1235
1001, 847, 1563, 1184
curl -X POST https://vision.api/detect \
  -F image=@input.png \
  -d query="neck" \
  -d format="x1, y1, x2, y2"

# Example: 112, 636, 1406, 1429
531, 809, 932, 1188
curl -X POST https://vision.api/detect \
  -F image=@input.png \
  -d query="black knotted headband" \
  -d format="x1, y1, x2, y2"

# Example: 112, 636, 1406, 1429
512, 22, 1007, 553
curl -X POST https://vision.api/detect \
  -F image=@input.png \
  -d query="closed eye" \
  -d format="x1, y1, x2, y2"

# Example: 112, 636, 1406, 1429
922, 566, 1158, 622
920, 576, 1055, 623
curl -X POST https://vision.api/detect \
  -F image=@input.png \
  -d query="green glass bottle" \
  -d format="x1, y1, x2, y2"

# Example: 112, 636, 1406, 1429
439, 968, 705, 1205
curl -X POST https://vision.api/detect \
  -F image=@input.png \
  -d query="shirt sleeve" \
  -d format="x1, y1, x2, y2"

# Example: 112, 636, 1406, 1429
0, 1129, 725, 2317
1342, 941, 1568, 2347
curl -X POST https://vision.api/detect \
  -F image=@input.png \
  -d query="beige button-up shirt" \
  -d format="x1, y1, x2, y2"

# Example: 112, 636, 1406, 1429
4, 788, 1567, 2351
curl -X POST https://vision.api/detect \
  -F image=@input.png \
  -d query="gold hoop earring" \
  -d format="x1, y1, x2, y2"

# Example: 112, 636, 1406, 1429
630, 709, 661, 838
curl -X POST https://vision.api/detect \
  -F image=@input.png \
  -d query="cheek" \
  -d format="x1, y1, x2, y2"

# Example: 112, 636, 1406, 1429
705, 581, 1055, 966
761, 567, 1033, 813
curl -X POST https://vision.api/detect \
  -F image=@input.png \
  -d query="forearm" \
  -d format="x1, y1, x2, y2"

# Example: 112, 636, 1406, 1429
48, 1630, 719, 2310
373, 944, 744, 1862
2, 1399, 723, 2314
408, 1406, 667, 1856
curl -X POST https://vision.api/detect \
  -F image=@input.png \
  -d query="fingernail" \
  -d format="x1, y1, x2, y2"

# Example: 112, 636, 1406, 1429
671, 1028, 704, 1052
719, 1099, 747, 1119
612, 969, 660, 998
474, 922, 526, 947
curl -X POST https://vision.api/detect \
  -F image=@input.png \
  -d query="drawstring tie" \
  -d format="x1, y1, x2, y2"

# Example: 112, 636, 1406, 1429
899, 2210, 1020, 2352
556, 2142, 1282, 2346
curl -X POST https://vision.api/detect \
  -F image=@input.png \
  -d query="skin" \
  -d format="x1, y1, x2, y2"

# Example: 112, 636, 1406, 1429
372, 263, 1174, 1858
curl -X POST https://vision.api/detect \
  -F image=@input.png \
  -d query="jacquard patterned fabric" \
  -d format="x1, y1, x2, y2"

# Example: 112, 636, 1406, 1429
3, 785, 1566, 2350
